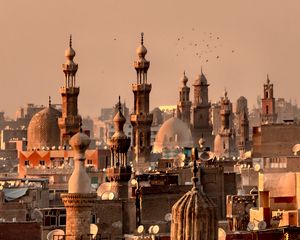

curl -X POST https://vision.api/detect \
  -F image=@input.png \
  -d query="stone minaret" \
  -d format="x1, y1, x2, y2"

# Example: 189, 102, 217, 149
171, 149, 217, 240
130, 33, 153, 171
177, 71, 192, 125
236, 96, 250, 157
192, 69, 213, 148
58, 35, 82, 146
61, 129, 96, 240
261, 75, 277, 124
106, 96, 132, 198
214, 90, 235, 158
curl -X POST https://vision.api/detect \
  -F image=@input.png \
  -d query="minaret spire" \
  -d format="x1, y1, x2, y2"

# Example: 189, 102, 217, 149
69, 34, 72, 47
191, 148, 199, 190
48, 96, 51, 107
141, 32, 144, 45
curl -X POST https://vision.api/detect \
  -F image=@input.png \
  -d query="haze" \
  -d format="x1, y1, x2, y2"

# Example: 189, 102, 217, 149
0, 0, 299, 117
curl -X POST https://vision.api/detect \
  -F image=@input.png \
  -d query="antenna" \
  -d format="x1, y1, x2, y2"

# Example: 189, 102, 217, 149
90, 224, 98, 239
46, 229, 64, 240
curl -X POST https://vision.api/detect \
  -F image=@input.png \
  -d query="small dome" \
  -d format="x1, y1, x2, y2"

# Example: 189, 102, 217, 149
65, 46, 76, 59
69, 130, 91, 154
153, 117, 193, 153
194, 72, 207, 85
181, 72, 188, 86
136, 44, 147, 58
27, 106, 61, 150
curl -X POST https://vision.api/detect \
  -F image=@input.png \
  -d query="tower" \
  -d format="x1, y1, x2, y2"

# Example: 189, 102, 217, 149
98, 97, 132, 199
61, 129, 96, 240
261, 75, 277, 124
236, 96, 250, 157
191, 69, 213, 148
177, 71, 192, 125
130, 33, 153, 171
214, 90, 235, 158
58, 35, 82, 146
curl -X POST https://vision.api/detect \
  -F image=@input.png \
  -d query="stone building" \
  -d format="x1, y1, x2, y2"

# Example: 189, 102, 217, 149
130, 33, 153, 171
176, 72, 192, 126
261, 75, 277, 124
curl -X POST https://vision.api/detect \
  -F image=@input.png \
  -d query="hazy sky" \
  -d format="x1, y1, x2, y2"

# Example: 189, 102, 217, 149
0, 0, 300, 118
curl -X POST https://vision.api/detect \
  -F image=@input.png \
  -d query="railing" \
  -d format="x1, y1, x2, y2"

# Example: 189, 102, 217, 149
52, 234, 124, 240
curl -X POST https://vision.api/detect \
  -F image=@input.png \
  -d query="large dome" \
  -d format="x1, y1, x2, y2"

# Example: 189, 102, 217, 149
27, 106, 61, 150
153, 117, 193, 153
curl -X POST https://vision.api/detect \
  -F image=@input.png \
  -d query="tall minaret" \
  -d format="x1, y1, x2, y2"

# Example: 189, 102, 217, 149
191, 69, 213, 148
130, 33, 153, 171
261, 75, 277, 124
58, 35, 82, 146
177, 71, 192, 125
61, 129, 96, 240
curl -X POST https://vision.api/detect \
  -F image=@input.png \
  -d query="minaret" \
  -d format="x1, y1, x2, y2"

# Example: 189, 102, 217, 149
261, 75, 277, 124
192, 69, 213, 148
100, 96, 132, 199
58, 35, 82, 146
214, 90, 235, 158
171, 149, 217, 240
130, 33, 153, 171
61, 128, 96, 240
177, 71, 192, 125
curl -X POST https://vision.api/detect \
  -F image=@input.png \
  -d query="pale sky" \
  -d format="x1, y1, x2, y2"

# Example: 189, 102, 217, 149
0, 0, 300, 118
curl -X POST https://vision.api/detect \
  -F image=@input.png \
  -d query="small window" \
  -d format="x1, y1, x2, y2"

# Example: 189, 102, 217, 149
39, 160, 45, 166
87, 159, 93, 165
25, 160, 30, 166
58, 215, 66, 226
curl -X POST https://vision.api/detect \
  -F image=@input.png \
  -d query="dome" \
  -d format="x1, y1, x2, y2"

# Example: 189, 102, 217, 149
194, 72, 207, 85
27, 106, 61, 150
136, 44, 147, 58
65, 46, 76, 59
171, 160, 217, 240
69, 130, 91, 154
181, 72, 188, 86
153, 117, 193, 153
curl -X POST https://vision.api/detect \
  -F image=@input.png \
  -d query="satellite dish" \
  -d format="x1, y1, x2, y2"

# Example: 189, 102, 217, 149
108, 192, 114, 200
137, 225, 144, 234
258, 220, 266, 230
247, 222, 255, 231
254, 163, 261, 172
164, 213, 172, 222
218, 228, 226, 240
31, 209, 43, 222
148, 226, 153, 234
90, 224, 98, 239
245, 203, 254, 213
47, 229, 64, 240
152, 225, 160, 234
292, 144, 300, 155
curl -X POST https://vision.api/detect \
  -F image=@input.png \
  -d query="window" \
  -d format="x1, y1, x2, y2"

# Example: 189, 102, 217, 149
39, 160, 45, 166
58, 215, 66, 226
87, 159, 93, 165
25, 160, 30, 166
266, 105, 269, 114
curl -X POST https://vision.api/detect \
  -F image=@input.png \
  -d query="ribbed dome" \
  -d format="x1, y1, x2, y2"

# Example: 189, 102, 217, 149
171, 160, 217, 240
153, 117, 193, 153
27, 106, 61, 150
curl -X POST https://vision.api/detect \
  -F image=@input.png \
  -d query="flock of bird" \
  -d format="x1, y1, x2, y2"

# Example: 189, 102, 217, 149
174, 29, 235, 64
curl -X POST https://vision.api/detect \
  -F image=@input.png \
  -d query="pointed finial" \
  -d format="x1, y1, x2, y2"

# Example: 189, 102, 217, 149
118, 96, 122, 112
191, 148, 199, 190
224, 88, 228, 98
201, 66, 203, 74
48, 96, 51, 107
267, 74, 270, 84
141, 32, 144, 45
183, 70, 186, 76
69, 34, 72, 47
79, 119, 83, 133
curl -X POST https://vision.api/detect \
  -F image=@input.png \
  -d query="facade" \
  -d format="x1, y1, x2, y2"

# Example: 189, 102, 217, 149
130, 33, 153, 171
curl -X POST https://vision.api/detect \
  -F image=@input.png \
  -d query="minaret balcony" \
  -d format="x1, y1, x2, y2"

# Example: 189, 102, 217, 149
132, 83, 152, 91
130, 114, 153, 124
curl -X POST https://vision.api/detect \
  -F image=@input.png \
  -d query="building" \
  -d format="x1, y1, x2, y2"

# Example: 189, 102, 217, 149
261, 75, 277, 124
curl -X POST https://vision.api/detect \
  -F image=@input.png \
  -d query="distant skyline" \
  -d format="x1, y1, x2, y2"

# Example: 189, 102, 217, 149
1, 0, 300, 118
